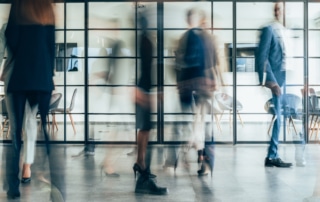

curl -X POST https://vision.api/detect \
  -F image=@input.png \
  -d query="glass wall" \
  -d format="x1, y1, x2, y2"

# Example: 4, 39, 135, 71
0, 0, 317, 144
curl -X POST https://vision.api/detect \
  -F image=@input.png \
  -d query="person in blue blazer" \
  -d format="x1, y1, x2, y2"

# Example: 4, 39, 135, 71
256, 2, 292, 168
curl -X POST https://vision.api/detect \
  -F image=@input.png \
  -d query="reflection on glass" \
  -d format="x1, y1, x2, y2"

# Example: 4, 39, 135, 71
88, 2, 134, 29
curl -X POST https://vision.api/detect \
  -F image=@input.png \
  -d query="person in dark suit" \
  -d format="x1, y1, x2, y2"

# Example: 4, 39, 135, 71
256, 2, 292, 168
4, 0, 65, 200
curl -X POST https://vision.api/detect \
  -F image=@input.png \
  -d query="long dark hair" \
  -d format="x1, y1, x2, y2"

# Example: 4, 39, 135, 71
12, 0, 55, 25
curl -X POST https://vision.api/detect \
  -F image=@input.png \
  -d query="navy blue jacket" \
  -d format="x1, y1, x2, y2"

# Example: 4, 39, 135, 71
5, 7, 55, 93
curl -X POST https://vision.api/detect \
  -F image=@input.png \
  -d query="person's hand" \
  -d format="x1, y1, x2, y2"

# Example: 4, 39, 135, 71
133, 87, 150, 108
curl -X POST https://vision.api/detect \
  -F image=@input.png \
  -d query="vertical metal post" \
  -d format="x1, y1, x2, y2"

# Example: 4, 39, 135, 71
232, 0, 237, 145
84, 0, 89, 145
158, 2, 164, 144
304, 0, 309, 143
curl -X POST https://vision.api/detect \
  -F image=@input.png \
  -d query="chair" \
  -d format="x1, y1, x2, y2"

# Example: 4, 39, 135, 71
301, 88, 320, 140
214, 92, 243, 128
38, 93, 63, 132
52, 88, 77, 135
264, 94, 302, 136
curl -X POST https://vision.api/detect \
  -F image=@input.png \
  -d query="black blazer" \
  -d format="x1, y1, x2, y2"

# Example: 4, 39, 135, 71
5, 9, 55, 93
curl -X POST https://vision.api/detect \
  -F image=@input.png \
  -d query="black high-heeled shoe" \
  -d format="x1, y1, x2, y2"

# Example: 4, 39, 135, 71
21, 177, 31, 183
133, 163, 156, 179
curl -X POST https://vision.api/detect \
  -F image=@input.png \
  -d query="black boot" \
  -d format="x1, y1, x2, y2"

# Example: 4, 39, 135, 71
135, 172, 168, 195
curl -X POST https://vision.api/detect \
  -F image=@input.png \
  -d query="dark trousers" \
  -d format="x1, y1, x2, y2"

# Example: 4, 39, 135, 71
5, 91, 65, 199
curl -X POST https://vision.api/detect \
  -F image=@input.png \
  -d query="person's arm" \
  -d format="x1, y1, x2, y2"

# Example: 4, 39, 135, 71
256, 26, 277, 86
5, 4, 19, 55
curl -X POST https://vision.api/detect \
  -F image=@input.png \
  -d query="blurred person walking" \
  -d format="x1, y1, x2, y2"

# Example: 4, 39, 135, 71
133, 12, 168, 195
0, 22, 39, 185
4, 0, 65, 200
256, 2, 294, 168
166, 8, 220, 176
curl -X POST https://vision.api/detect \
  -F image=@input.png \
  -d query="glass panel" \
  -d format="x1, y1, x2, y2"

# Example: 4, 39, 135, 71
213, 2, 232, 29
163, 2, 211, 29
137, 2, 157, 29
163, 87, 185, 113
164, 58, 177, 85
285, 2, 304, 29
88, 87, 135, 114
164, 30, 185, 57
237, 30, 260, 44
89, 115, 136, 142
55, 3, 64, 29
237, 86, 271, 114
66, 3, 84, 29
237, 2, 275, 29
286, 58, 304, 85
213, 30, 233, 58
88, 59, 135, 85
64, 87, 84, 114
48, 114, 65, 141
66, 115, 83, 141
213, 87, 233, 139
309, 59, 320, 85
88, 2, 135, 29
309, 3, 320, 30
236, 114, 283, 141
88, 31, 135, 57
164, 114, 194, 142
287, 30, 303, 57
309, 31, 320, 57
66, 60, 84, 85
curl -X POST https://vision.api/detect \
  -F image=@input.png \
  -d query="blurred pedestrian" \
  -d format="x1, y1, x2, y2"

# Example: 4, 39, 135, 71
133, 12, 168, 195
4, 0, 65, 200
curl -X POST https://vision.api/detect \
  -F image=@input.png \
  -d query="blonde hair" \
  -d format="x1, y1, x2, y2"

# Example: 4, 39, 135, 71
13, 0, 55, 25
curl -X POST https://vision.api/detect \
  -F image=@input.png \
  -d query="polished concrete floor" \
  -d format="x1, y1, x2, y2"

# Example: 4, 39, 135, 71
0, 144, 320, 202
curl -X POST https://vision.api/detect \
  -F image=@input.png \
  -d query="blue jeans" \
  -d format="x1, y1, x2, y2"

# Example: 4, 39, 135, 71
267, 93, 282, 159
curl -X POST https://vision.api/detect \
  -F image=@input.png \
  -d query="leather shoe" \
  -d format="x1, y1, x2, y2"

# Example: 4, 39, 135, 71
135, 174, 168, 195
7, 191, 20, 199
265, 157, 292, 168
